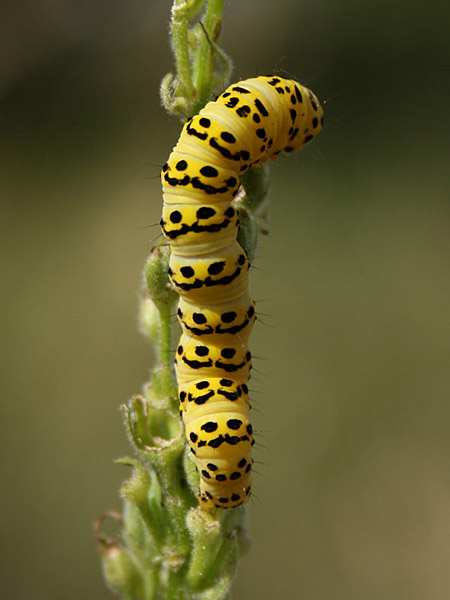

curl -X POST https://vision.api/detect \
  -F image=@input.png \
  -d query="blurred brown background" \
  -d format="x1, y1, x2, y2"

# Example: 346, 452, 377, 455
1, 1, 449, 598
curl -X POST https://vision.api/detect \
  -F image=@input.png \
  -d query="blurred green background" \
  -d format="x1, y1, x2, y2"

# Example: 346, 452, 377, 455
1, 0, 449, 598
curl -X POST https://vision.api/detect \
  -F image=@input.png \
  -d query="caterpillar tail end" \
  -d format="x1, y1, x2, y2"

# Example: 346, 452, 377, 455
199, 474, 252, 511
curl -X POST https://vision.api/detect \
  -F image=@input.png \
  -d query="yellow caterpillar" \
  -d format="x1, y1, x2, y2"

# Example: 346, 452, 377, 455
160, 75, 323, 510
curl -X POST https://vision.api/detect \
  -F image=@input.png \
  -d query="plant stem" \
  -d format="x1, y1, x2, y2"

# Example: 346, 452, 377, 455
170, 0, 197, 102
192, 0, 225, 110
156, 302, 178, 402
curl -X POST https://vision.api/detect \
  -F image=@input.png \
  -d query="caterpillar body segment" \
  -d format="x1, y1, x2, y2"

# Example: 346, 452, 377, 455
175, 333, 252, 384
161, 201, 239, 255
161, 75, 323, 510
168, 241, 250, 305
177, 293, 255, 341
179, 377, 253, 508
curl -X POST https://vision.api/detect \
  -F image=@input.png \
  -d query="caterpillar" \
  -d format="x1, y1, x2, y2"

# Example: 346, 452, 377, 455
160, 75, 323, 510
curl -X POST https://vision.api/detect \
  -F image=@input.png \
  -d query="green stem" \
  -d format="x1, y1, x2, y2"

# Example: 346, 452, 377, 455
192, 0, 225, 111
170, 0, 198, 102
238, 164, 271, 215
156, 302, 178, 401
166, 570, 191, 600
99, 2, 254, 598
158, 302, 172, 368
143, 568, 160, 600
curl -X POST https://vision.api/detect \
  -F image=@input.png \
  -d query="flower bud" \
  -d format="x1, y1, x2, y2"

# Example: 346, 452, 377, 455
119, 459, 166, 545
100, 543, 141, 597
125, 394, 182, 451
122, 500, 157, 565
139, 295, 161, 344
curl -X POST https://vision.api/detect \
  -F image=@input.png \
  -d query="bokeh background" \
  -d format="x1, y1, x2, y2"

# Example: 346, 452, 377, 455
1, 1, 449, 598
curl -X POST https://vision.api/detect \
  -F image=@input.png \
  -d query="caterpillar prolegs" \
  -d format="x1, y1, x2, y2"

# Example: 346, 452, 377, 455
160, 75, 323, 510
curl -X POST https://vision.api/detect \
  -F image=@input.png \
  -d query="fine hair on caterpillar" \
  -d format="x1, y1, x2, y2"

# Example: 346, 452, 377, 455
160, 75, 323, 510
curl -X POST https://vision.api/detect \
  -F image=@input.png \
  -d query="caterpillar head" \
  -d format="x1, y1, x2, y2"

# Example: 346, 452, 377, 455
282, 82, 323, 155
245, 76, 323, 159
